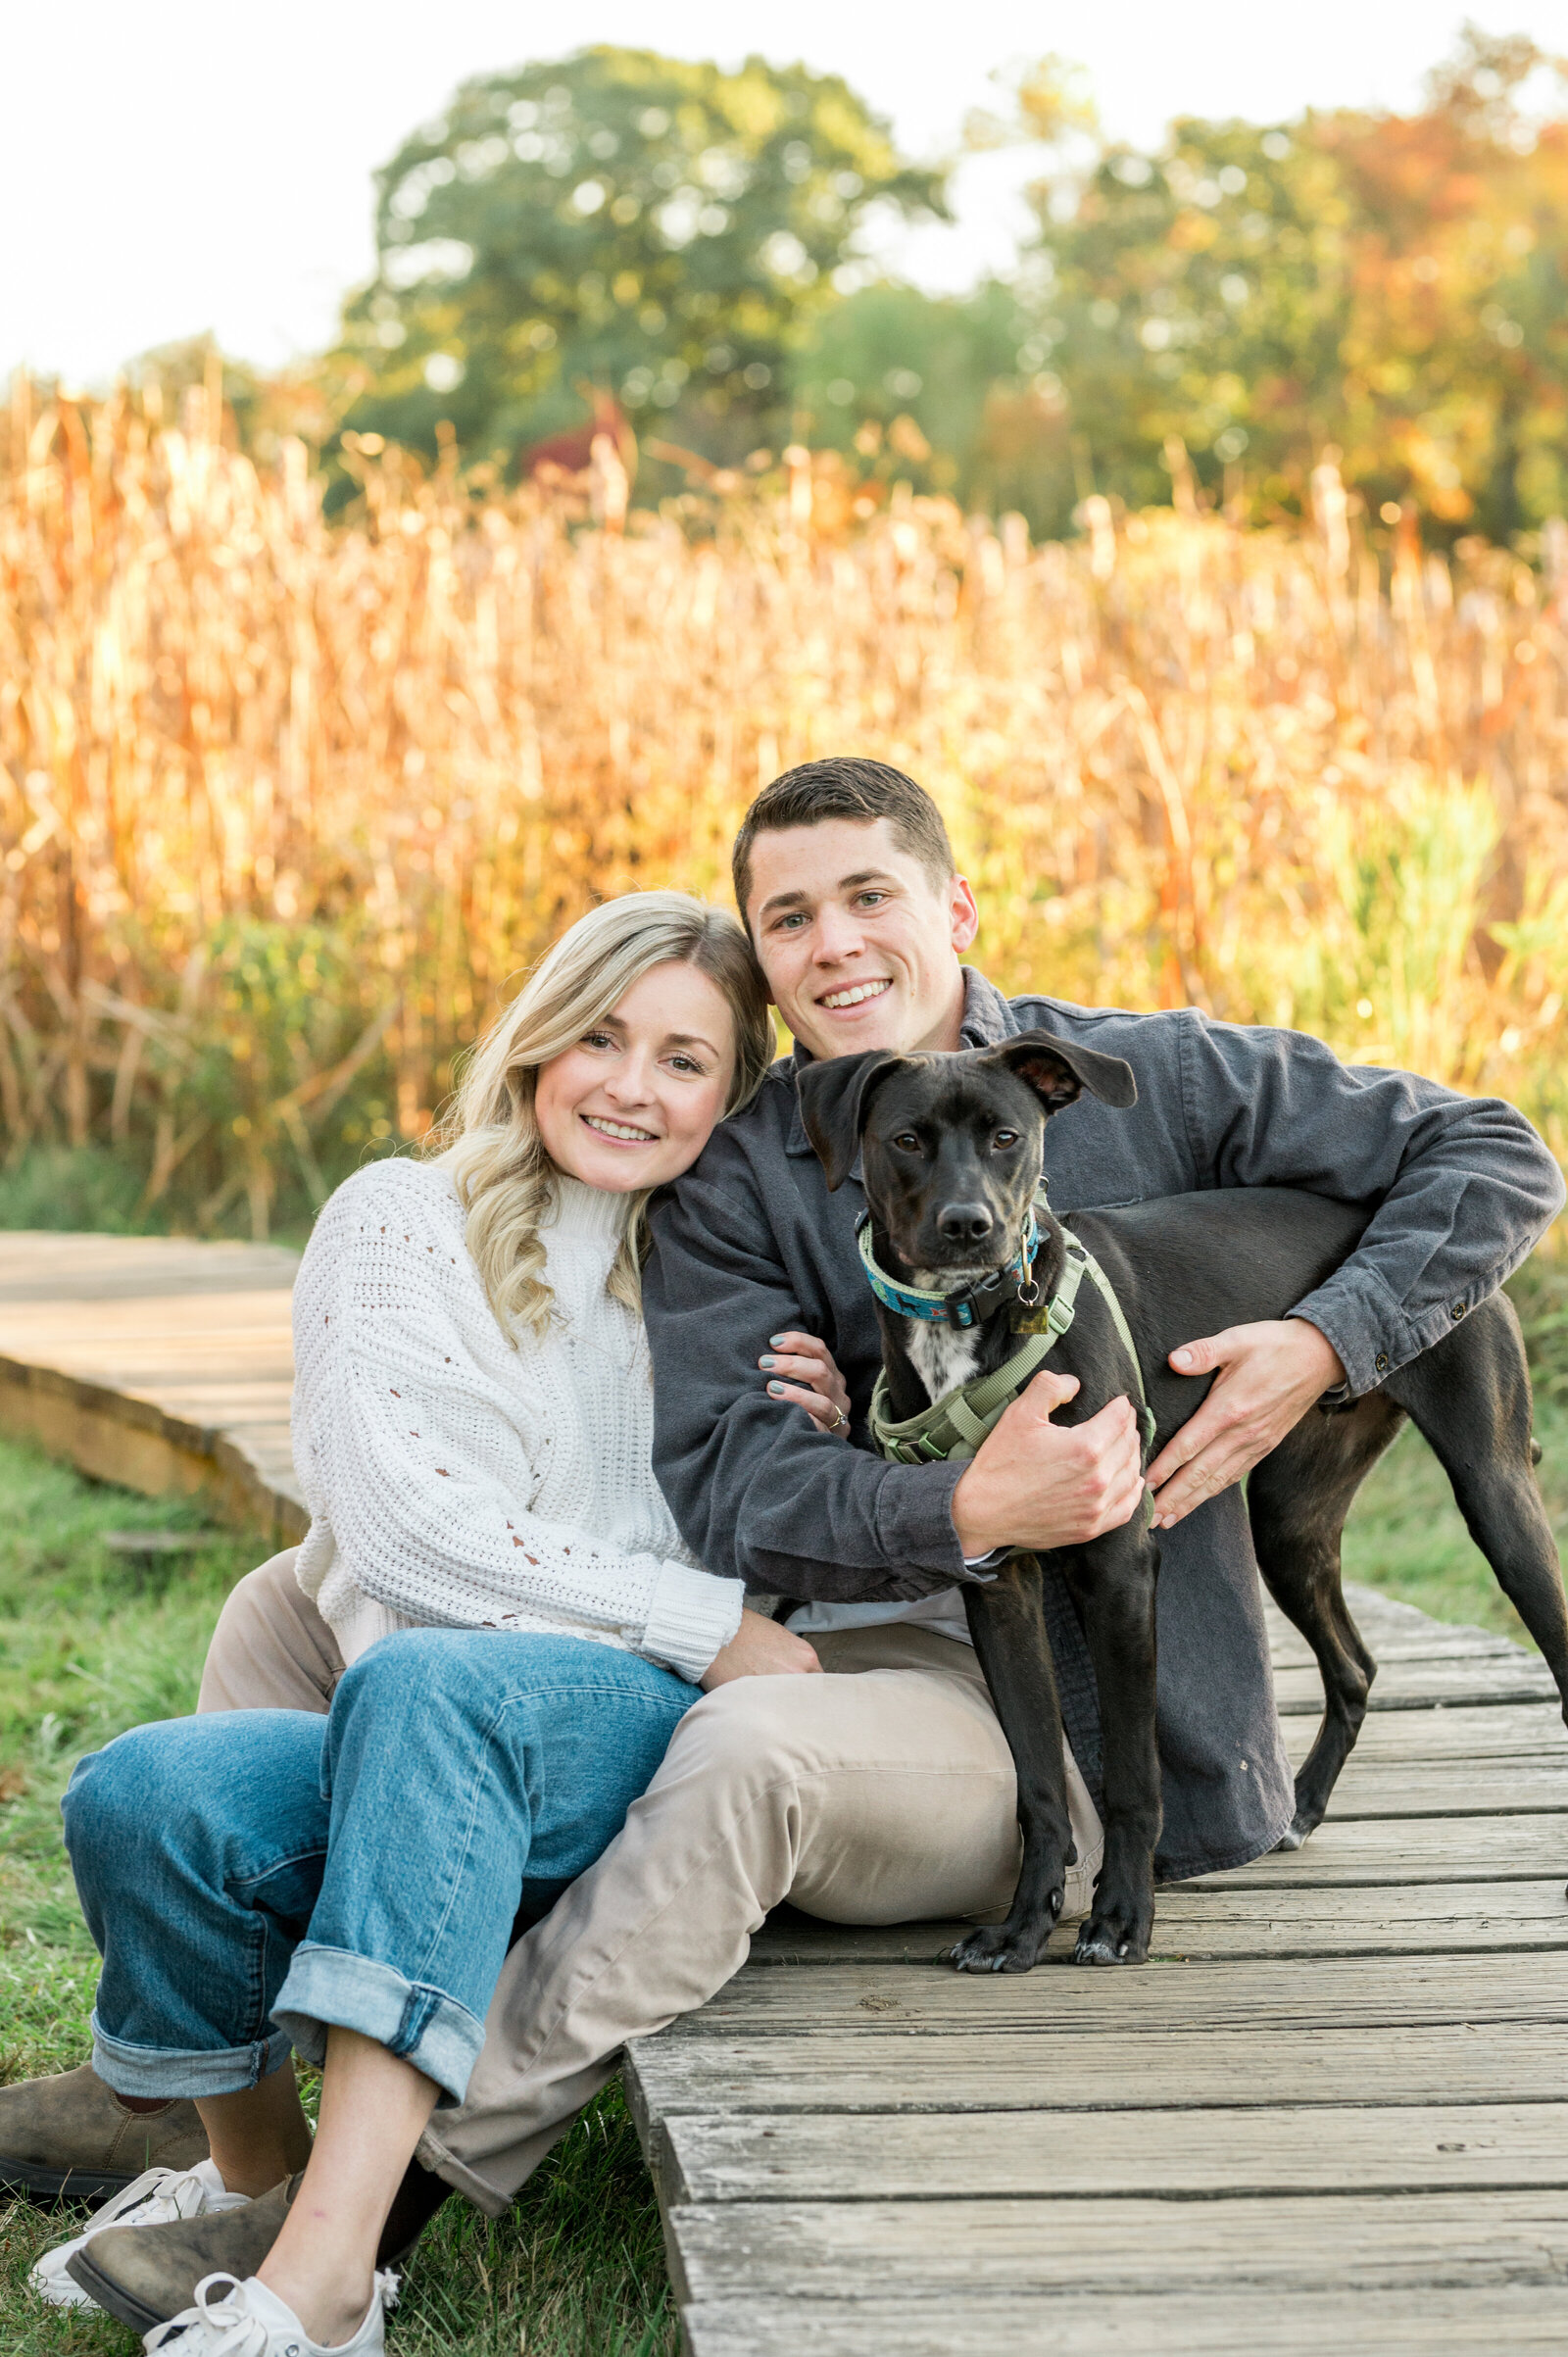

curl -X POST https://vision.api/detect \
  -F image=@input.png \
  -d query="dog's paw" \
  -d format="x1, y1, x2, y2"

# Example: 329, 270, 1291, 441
1278, 1799, 1325, 1851
1072, 1900, 1152, 1967
947, 1917, 1054, 1975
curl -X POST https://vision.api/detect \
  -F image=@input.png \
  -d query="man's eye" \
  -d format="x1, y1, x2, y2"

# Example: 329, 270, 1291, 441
992, 1129, 1019, 1150
856, 892, 887, 908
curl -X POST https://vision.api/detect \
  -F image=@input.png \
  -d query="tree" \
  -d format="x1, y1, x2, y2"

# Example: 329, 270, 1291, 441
336, 46, 946, 465
1004, 27, 1568, 538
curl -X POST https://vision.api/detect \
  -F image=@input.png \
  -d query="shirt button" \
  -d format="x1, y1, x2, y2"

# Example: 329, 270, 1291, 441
1451, 1302, 1466, 1320
1375, 1352, 1389, 1374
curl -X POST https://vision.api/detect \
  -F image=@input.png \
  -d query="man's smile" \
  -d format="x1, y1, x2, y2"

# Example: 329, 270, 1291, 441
818, 979, 893, 1010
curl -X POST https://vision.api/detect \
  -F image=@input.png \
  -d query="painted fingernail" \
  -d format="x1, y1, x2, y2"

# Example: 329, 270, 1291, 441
769, 1334, 789, 1347
760, 1355, 776, 1369
767, 1381, 786, 1396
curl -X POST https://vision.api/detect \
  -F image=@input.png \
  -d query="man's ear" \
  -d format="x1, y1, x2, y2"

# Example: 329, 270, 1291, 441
796, 1053, 909, 1192
989, 1028, 1138, 1117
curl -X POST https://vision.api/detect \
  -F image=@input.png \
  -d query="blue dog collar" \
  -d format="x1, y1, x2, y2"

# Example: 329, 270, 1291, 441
858, 1192, 1045, 1331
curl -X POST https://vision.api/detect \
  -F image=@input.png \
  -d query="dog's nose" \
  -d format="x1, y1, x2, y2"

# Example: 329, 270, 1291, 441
937, 1202, 995, 1245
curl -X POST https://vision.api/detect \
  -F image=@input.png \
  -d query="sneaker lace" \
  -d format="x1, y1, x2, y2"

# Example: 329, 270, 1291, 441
145, 2274, 272, 2356
94, 2165, 216, 2232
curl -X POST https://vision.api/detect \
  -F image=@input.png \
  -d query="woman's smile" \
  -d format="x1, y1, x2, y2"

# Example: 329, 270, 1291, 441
580, 1112, 662, 1145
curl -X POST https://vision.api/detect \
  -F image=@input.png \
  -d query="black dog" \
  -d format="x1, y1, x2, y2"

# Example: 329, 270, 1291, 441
798, 1030, 1568, 1973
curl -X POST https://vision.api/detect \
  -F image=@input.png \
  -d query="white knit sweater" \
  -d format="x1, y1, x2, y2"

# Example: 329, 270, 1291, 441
290, 1157, 744, 1683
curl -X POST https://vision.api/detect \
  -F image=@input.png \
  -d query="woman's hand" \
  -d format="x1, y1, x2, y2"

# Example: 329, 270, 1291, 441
760, 1330, 853, 1436
700, 1608, 822, 1689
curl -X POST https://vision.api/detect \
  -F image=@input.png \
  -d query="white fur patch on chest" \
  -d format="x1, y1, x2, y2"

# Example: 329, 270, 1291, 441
904, 1316, 982, 1405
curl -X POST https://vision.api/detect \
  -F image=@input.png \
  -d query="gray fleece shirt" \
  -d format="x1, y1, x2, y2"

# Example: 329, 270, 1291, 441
643, 970, 1563, 1877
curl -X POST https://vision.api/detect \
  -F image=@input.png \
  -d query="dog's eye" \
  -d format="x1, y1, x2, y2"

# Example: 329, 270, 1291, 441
891, 1131, 922, 1154
992, 1129, 1019, 1150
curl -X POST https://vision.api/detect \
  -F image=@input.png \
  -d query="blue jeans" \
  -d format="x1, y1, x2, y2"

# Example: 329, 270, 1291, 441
62, 1632, 693, 2107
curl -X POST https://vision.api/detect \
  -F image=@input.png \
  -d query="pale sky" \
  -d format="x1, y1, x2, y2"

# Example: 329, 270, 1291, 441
7, 1, 1568, 386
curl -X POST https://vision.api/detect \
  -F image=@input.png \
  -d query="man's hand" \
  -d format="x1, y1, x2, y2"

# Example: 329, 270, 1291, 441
699, 1607, 822, 1690
952, 1370, 1146, 1559
1147, 1318, 1347, 1530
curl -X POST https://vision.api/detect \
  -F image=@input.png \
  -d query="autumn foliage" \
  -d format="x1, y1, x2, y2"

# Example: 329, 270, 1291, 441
4, 374, 1568, 1239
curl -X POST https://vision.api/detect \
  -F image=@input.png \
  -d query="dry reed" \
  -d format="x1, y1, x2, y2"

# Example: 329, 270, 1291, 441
5, 373, 1568, 1238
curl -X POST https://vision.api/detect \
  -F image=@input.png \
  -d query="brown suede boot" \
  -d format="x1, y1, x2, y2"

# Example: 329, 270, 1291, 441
67, 2172, 303, 2333
0, 2065, 208, 2205
66, 2161, 451, 2332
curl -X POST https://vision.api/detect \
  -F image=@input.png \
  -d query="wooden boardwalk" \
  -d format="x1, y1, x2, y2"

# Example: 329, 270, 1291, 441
629, 1590, 1568, 2353
2, 1234, 1566, 2350
0, 1231, 304, 1541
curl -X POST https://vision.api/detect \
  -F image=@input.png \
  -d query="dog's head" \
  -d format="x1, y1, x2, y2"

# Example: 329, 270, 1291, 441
797, 1030, 1137, 1279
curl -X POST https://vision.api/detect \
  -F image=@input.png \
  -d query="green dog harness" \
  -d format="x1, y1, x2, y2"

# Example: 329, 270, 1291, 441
866, 1196, 1156, 1469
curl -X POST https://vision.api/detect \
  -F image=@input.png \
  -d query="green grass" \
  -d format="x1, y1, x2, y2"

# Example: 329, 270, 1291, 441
0, 1436, 675, 2355
4, 1258, 1568, 2349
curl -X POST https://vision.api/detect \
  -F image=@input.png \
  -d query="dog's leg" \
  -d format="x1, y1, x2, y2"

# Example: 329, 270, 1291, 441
1389, 1301, 1568, 1764
1063, 1524, 1162, 1965
950, 1556, 1076, 1974
1246, 1399, 1401, 1845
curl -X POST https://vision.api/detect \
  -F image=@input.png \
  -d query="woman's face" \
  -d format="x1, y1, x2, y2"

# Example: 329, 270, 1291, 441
533, 960, 737, 1193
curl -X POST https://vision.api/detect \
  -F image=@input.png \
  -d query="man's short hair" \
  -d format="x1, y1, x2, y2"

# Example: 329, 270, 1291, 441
731, 758, 956, 918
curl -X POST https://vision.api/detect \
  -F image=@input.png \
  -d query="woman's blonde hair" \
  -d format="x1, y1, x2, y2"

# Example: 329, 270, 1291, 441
428, 893, 773, 1337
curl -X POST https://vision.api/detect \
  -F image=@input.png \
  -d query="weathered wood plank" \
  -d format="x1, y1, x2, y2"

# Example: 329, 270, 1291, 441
1182, 1809, 1568, 1885
626, 2019, 1568, 2117
1270, 1624, 1516, 1669
676, 1950, 1568, 2036
658, 2098, 1568, 2203
1273, 1653, 1556, 1710
743, 1879, 1568, 1966
0, 1232, 300, 1301
1283, 1701, 1564, 1759
1318, 1756, 1568, 1815
681, 2285, 1568, 2356
665, 2191, 1568, 2302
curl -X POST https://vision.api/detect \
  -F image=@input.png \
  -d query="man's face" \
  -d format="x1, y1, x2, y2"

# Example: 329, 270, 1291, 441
745, 818, 979, 1061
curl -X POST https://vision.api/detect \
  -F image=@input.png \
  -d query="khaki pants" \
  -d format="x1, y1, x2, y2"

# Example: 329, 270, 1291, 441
199, 1550, 1103, 2215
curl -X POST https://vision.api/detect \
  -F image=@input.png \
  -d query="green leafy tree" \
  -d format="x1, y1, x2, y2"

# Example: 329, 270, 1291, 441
788, 280, 1076, 518
337, 46, 946, 462
1005, 28, 1568, 537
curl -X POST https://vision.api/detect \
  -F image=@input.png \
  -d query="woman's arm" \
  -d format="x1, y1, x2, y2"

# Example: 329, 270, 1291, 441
294, 1175, 743, 1682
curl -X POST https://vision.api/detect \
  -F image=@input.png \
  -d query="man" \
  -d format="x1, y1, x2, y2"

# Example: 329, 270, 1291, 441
7, 758, 1562, 2308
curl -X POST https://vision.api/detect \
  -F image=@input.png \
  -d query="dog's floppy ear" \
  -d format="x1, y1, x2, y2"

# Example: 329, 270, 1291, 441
990, 1028, 1138, 1117
796, 1052, 910, 1192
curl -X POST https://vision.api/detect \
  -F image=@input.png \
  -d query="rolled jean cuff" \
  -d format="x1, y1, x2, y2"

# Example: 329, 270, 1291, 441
90, 2014, 293, 2099
272, 1942, 486, 2107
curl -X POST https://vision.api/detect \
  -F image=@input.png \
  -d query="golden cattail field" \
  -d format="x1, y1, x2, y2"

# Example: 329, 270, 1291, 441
5, 370, 1568, 1240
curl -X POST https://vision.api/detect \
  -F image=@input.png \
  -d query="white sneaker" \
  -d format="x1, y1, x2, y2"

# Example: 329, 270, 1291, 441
144, 2269, 398, 2356
30, 2159, 249, 2309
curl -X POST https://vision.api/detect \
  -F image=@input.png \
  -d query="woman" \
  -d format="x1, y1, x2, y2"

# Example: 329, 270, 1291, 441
33, 893, 845, 2356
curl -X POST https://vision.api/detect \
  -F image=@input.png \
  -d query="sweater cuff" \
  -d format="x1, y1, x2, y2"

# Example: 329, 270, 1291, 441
643, 1561, 746, 1684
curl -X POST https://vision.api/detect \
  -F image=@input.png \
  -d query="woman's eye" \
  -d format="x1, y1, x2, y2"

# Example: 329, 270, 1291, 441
582, 1032, 615, 1051
993, 1129, 1019, 1150
668, 1056, 703, 1075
